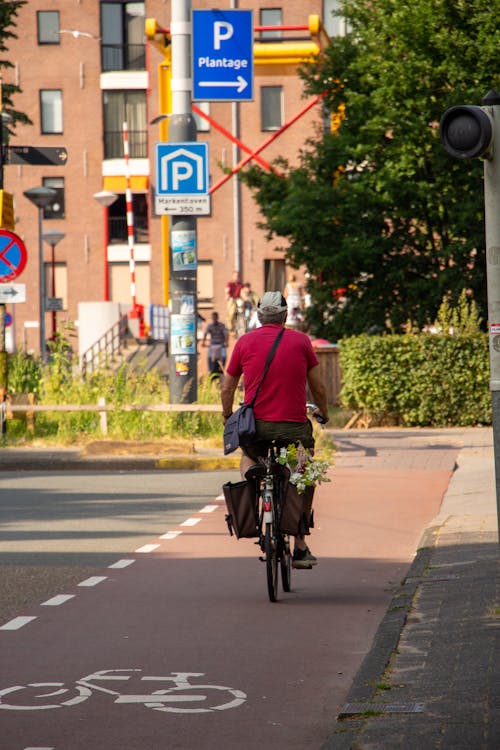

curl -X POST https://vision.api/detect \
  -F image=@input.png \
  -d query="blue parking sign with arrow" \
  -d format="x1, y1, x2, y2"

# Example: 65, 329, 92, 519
192, 9, 253, 102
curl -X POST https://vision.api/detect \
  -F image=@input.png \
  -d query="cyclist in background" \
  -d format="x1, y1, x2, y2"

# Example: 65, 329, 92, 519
221, 291, 329, 568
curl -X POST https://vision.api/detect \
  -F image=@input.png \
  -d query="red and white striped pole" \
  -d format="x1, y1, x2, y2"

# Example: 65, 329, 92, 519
122, 121, 141, 322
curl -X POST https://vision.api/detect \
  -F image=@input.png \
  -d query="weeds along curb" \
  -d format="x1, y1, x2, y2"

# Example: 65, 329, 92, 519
155, 456, 241, 471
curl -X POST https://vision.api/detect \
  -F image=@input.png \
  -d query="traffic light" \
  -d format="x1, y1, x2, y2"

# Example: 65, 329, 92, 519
439, 90, 499, 159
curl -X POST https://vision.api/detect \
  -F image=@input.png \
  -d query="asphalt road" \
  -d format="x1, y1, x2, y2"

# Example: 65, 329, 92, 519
0, 469, 238, 623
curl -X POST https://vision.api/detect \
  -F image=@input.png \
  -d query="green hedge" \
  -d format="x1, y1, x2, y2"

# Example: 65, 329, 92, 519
338, 333, 491, 427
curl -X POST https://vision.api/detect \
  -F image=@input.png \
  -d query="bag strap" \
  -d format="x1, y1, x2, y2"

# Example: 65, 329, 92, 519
249, 328, 285, 408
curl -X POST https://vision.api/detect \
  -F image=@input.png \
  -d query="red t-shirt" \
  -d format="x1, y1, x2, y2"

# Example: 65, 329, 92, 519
226, 281, 244, 299
226, 324, 319, 422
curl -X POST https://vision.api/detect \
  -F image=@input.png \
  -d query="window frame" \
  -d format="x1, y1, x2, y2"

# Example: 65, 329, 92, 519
37, 11, 60, 45
259, 8, 282, 40
260, 86, 284, 131
42, 177, 65, 220
40, 89, 63, 134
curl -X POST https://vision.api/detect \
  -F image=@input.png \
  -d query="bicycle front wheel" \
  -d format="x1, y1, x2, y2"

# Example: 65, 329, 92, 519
264, 522, 278, 602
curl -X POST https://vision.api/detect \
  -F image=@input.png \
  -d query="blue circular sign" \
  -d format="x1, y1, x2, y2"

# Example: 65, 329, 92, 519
0, 229, 27, 281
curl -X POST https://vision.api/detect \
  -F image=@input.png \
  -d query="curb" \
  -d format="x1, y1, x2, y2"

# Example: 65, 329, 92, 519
320, 536, 438, 749
0, 450, 241, 472
155, 455, 241, 471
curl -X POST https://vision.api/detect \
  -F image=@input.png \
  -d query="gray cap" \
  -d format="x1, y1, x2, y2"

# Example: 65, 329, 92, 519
258, 291, 288, 312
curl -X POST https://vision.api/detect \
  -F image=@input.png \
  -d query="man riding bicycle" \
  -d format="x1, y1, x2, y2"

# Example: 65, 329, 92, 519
221, 291, 329, 569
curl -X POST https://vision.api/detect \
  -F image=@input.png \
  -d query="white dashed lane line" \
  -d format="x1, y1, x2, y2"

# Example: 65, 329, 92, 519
108, 559, 136, 569
135, 543, 161, 553
180, 517, 202, 527
0, 616, 37, 631
78, 576, 108, 587
42, 595, 75, 607
160, 530, 182, 539
0, 501, 223, 631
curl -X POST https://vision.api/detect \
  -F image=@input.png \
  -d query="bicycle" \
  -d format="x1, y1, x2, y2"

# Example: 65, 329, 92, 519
0, 669, 246, 714
246, 447, 291, 603
247, 404, 327, 603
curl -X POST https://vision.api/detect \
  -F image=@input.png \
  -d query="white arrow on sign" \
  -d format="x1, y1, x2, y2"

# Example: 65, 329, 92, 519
198, 76, 248, 93
0, 283, 26, 303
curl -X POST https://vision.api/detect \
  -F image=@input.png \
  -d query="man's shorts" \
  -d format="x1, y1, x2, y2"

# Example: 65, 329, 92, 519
241, 419, 315, 462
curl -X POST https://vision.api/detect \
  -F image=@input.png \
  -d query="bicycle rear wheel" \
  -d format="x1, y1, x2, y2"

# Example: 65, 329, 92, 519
264, 522, 278, 602
280, 534, 292, 592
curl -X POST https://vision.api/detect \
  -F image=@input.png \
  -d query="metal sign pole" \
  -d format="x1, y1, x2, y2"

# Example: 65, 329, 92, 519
168, 0, 198, 403
483, 94, 500, 544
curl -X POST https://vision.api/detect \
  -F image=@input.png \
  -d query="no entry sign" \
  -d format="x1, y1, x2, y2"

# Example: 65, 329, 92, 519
0, 229, 28, 281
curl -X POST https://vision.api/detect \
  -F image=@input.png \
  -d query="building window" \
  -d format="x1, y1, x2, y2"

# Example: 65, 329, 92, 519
108, 194, 149, 244
103, 90, 147, 158
264, 258, 286, 293
40, 90, 63, 134
42, 177, 65, 220
198, 261, 214, 306
193, 102, 211, 133
259, 8, 282, 40
101, 1, 146, 72
323, 0, 349, 37
37, 11, 60, 44
44, 262, 68, 311
261, 86, 283, 131
110, 262, 150, 307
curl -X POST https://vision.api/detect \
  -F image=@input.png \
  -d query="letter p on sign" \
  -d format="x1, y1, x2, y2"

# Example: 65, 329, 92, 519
172, 161, 193, 190
214, 21, 233, 50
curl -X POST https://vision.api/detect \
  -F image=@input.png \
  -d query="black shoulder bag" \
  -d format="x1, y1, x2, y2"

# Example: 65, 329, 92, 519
223, 328, 285, 455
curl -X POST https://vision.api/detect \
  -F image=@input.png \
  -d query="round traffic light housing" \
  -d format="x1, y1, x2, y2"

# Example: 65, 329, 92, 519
440, 105, 493, 159
439, 105, 493, 159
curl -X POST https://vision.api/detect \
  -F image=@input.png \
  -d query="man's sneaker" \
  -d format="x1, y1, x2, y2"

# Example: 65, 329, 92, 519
292, 546, 318, 569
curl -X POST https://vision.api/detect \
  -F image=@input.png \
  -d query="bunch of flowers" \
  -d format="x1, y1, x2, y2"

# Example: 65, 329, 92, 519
276, 442, 331, 494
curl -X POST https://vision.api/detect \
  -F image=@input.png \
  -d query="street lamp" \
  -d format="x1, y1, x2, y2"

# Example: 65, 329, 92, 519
23, 186, 57, 364
42, 229, 65, 340
93, 190, 118, 301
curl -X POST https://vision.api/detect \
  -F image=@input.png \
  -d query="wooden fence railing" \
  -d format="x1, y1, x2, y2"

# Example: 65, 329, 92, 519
1, 400, 221, 436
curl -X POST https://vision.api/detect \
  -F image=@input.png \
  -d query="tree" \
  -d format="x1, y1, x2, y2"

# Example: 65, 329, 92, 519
0, 1, 30, 401
0, 1, 31, 136
242, 0, 500, 340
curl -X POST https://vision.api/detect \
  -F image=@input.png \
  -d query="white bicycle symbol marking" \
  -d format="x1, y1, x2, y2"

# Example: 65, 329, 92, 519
0, 669, 247, 714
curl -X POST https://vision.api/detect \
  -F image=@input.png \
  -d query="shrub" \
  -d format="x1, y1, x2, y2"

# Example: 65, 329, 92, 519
339, 332, 491, 426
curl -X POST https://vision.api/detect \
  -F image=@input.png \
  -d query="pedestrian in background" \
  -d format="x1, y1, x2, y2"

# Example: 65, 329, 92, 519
225, 271, 244, 335
202, 312, 229, 376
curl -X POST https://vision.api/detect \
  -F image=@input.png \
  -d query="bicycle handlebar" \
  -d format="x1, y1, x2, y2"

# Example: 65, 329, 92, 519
306, 403, 328, 424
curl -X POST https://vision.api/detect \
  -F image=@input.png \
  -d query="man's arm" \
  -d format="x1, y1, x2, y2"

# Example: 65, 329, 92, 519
221, 372, 240, 419
307, 365, 329, 423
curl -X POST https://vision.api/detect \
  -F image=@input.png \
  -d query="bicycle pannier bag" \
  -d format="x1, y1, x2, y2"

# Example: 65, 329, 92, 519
223, 478, 259, 538
280, 483, 315, 536
223, 404, 256, 455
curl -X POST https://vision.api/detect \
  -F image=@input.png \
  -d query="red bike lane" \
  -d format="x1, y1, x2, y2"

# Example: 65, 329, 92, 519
0, 432, 460, 750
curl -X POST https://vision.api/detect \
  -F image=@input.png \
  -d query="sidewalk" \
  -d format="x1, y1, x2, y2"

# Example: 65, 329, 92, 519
322, 427, 500, 750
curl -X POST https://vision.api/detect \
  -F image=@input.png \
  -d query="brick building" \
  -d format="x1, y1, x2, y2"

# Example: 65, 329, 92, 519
2, 1, 342, 357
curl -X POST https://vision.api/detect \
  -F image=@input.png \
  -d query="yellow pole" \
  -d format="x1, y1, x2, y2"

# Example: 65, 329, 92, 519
158, 56, 172, 305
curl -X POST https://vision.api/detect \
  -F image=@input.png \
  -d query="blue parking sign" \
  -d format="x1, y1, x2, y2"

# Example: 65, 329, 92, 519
155, 142, 209, 196
192, 9, 253, 102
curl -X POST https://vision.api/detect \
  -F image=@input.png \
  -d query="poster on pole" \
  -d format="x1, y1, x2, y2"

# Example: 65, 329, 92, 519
170, 314, 196, 354
172, 230, 197, 271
